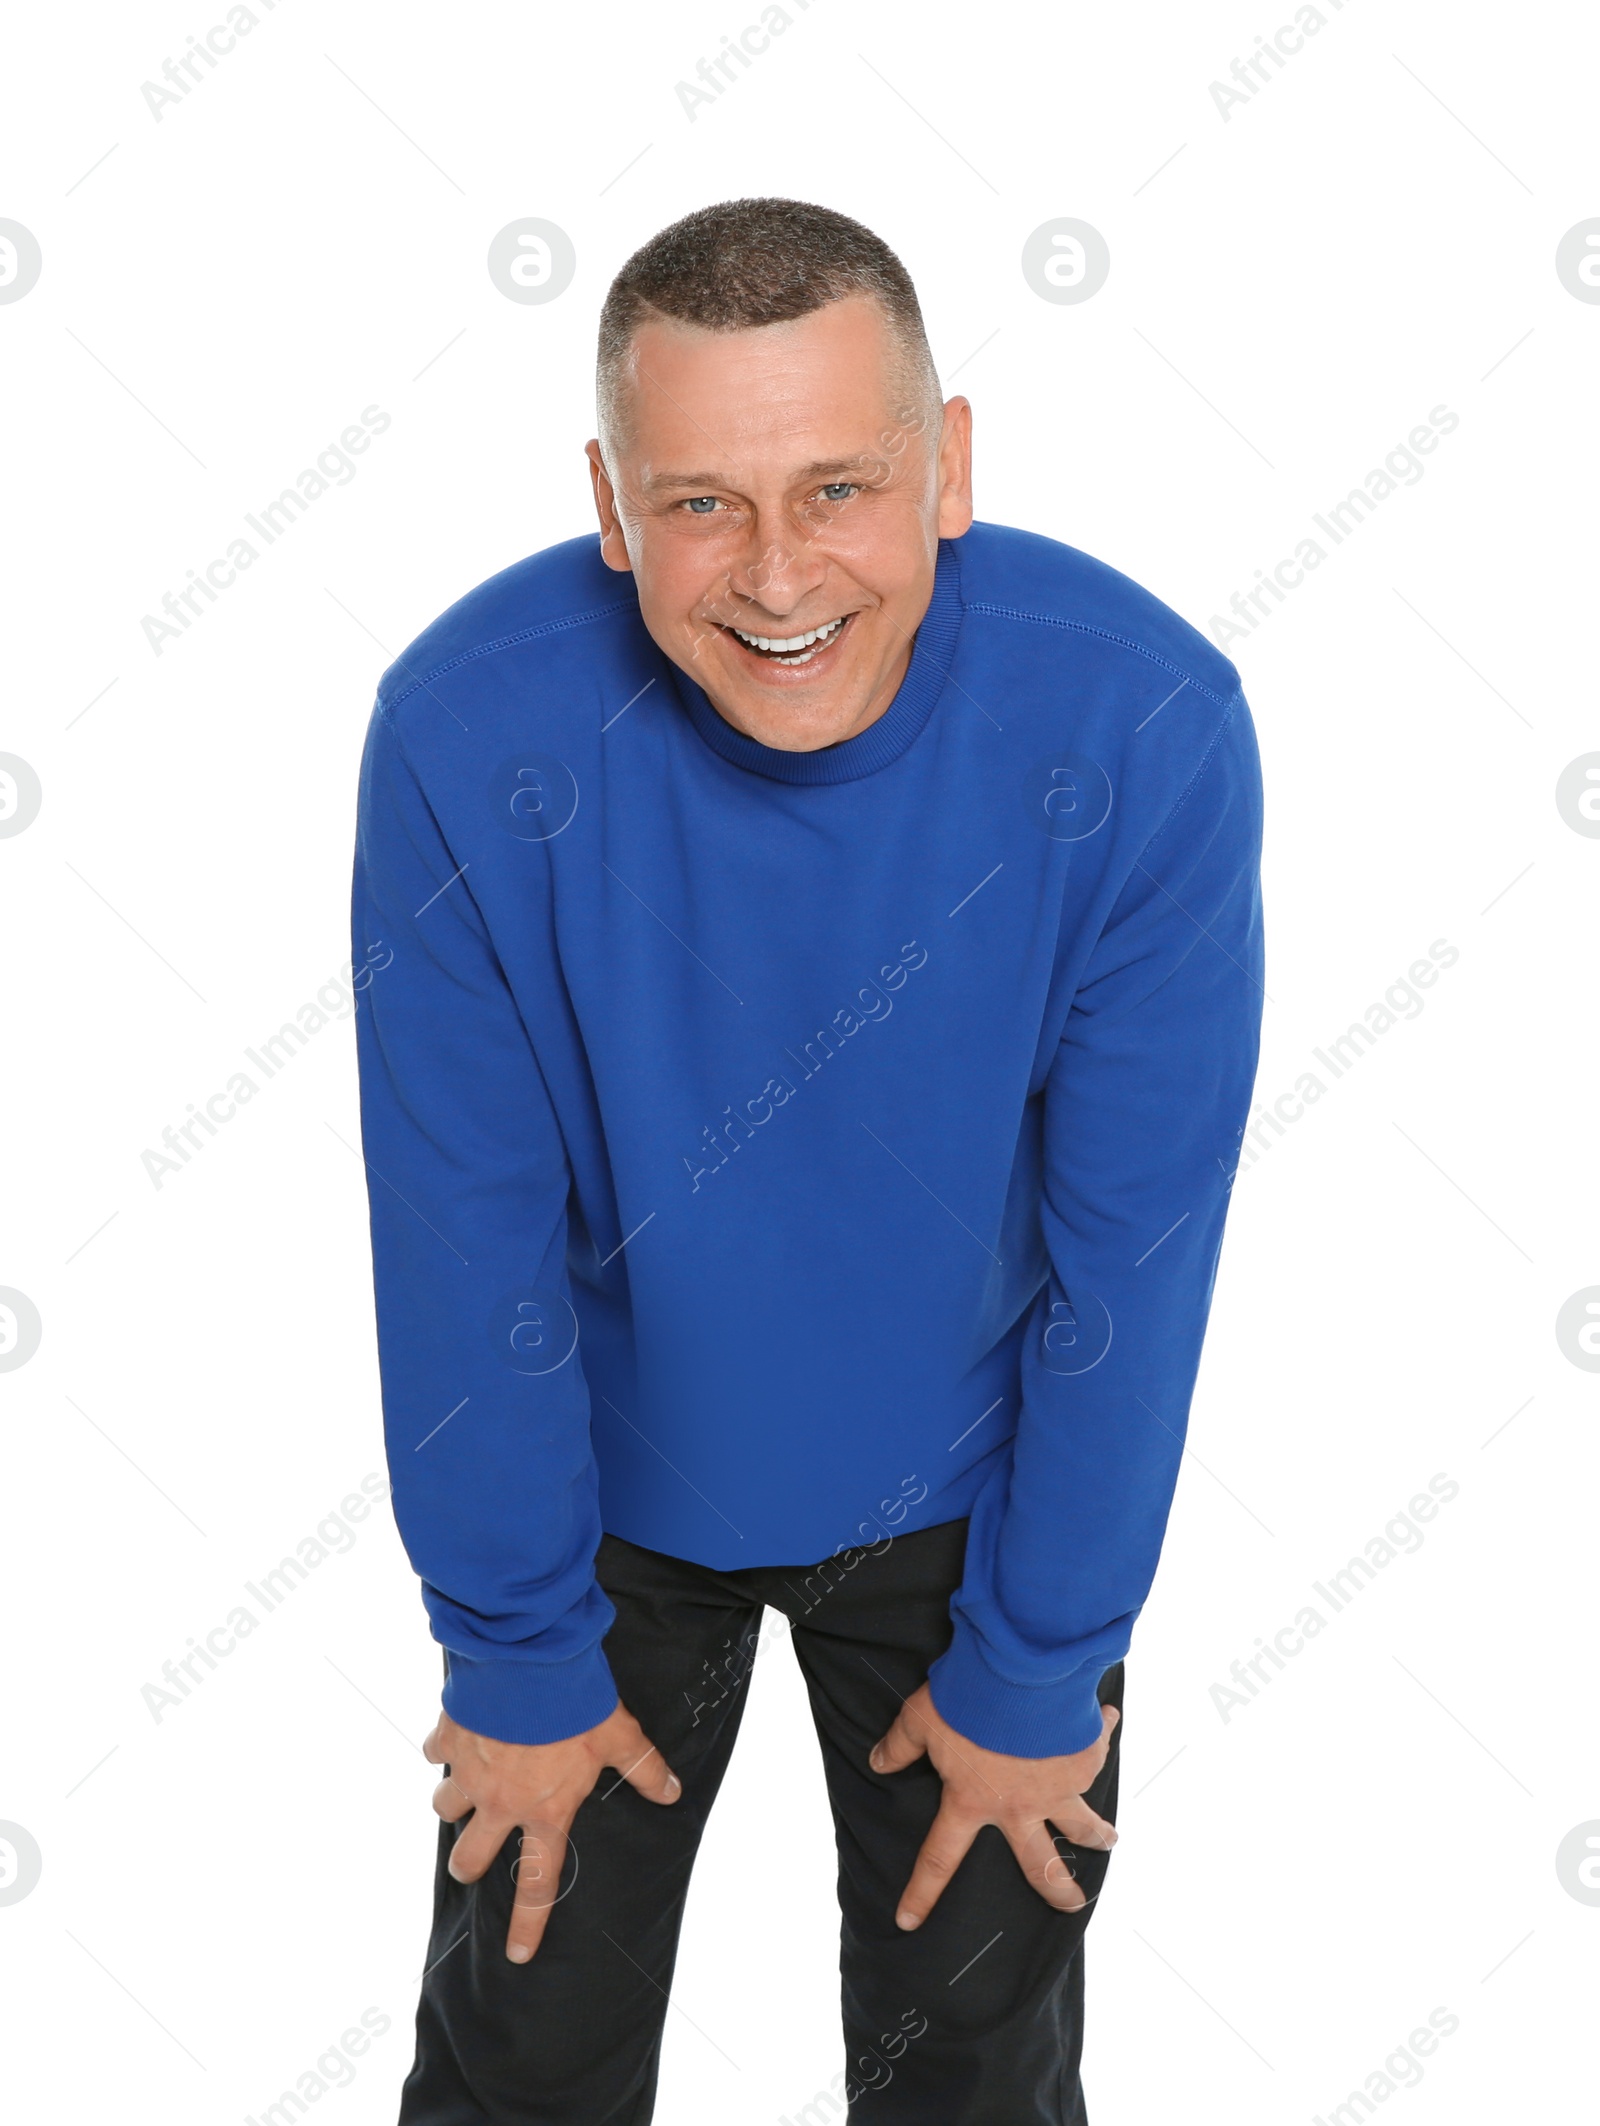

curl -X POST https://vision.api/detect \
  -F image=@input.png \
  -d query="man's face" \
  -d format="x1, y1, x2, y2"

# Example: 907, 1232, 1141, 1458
586, 295, 972, 753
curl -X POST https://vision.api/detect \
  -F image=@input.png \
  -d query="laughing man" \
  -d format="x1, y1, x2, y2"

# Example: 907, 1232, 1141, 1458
353, 196, 1265, 2124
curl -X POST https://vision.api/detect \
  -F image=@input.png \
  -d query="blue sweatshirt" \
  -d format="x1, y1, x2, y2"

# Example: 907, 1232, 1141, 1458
351, 519, 1264, 1758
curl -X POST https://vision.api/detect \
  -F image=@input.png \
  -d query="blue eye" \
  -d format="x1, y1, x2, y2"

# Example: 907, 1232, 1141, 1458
684, 496, 719, 514
819, 483, 856, 502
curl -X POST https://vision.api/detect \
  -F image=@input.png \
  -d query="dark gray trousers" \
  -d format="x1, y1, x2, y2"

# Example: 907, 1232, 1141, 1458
399, 1519, 1124, 2124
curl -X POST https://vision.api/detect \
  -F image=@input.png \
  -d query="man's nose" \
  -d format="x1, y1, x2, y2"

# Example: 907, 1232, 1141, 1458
724, 519, 829, 616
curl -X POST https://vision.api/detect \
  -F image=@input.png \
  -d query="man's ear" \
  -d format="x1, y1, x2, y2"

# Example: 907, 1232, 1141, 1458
585, 439, 634, 572
935, 397, 974, 541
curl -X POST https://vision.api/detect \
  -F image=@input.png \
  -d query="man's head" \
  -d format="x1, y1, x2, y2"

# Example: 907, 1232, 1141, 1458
587, 199, 972, 753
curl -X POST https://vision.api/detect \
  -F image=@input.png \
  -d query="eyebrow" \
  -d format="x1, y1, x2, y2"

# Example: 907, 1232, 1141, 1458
641, 457, 879, 494
641, 471, 728, 492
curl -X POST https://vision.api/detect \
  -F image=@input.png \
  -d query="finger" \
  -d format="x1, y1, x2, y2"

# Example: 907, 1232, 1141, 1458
446, 1809, 514, 1886
1050, 1703, 1121, 1810
1069, 1703, 1120, 1785
608, 1728, 682, 1806
869, 1708, 927, 1777
422, 1719, 450, 1766
1007, 1818, 1094, 1912
506, 1822, 569, 1964
431, 1771, 474, 1823
895, 1804, 979, 1930
1053, 1800, 1118, 1852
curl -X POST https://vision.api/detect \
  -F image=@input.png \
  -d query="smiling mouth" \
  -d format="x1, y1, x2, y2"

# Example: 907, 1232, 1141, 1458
719, 612, 854, 666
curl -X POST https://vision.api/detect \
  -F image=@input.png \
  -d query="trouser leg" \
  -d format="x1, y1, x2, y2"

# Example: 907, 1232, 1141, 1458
761, 1519, 1125, 2126
398, 1535, 764, 2125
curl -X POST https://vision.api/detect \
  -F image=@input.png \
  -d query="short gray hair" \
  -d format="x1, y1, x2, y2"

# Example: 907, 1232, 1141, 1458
596, 197, 942, 455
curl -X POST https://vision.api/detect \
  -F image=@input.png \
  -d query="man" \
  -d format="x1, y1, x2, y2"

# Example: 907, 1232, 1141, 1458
352, 197, 1264, 2124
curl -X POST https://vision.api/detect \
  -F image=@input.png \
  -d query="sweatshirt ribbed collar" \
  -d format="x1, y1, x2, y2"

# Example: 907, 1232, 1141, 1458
667, 537, 964, 786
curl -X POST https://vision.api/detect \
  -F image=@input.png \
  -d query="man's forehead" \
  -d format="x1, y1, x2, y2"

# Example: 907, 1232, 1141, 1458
609, 298, 918, 451
629, 291, 896, 365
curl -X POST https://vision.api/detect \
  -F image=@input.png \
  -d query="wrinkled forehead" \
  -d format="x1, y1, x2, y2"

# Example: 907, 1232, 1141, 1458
602, 296, 933, 472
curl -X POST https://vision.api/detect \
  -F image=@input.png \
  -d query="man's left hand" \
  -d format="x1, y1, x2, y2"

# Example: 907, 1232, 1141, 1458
869, 1683, 1119, 1929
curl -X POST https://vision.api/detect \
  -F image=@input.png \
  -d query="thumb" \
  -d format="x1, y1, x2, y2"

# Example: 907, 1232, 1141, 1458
615, 1728, 682, 1806
870, 1708, 927, 1777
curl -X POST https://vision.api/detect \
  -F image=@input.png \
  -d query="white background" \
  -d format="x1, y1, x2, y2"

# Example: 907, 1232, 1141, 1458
2, 1, 1596, 2120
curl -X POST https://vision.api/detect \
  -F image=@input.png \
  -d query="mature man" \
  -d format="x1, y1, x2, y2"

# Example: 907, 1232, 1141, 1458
352, 197, 1264, 2124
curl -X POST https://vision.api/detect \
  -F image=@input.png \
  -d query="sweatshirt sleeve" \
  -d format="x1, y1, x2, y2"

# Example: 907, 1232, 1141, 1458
350, 702, 619, 1746
927, 691, 1265, 1758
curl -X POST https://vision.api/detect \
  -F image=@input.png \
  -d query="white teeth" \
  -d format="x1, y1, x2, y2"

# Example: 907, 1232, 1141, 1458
730, 616, 846, 654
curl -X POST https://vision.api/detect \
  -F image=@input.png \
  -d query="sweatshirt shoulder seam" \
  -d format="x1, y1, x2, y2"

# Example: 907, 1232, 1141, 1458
1143, 687, 1245, 851
961, 600, 1232, 705
379, 597, 636, 716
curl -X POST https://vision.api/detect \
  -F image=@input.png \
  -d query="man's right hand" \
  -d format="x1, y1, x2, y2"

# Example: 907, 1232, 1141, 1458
424, 1703, 681, 1963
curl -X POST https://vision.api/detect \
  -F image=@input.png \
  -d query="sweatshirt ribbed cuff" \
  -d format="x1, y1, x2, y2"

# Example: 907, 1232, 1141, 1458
927, 1622, 1110, 1759
441, 1640, 619, 1746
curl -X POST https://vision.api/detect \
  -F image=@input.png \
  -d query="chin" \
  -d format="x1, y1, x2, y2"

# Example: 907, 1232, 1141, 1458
727, 694, 863, 750
747, 718, 858, 752
694, 637, 868, 746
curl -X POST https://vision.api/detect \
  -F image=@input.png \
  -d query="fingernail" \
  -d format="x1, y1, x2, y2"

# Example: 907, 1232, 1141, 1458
869, 1747, 884, 1771
507, 1945, 531, 1964
666, 1773, 681, 1798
